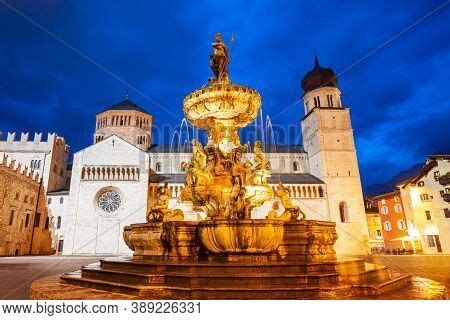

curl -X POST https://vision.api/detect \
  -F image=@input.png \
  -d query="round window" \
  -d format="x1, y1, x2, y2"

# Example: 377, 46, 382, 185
98, 190, 122, 214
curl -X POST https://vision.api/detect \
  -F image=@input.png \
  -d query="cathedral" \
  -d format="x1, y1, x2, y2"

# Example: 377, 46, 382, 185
1, 57, 369, 256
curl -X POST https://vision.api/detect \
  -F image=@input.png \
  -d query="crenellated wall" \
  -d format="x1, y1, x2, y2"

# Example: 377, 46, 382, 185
0, 132, 70, 192
0, 154, 53, 256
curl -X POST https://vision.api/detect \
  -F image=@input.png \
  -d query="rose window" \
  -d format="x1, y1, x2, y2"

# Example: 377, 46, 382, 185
98, 191, 122, 213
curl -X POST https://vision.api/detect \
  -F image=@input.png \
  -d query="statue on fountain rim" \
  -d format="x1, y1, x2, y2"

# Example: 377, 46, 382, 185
274, 181, 306, 221
253, 140, 270, 171
147, 182, 184, 223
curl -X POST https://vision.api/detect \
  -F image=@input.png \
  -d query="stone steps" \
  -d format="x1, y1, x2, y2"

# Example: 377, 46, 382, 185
58, 256, 414, 299
80, 264, 342, 287
99, 257, 366, 275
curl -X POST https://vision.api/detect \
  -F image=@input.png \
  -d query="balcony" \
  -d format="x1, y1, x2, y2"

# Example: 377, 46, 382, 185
443, 193, 450, 203
439, 172, 450, 186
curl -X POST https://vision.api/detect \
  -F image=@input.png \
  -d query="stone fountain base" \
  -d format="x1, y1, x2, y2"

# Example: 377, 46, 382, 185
30, 220, 447, 300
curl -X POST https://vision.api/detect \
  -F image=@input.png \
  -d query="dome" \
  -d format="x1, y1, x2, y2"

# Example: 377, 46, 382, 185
301, 56, 338, 93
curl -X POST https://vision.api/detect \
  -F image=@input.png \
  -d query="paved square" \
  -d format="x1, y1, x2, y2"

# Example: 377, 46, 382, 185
0, 255, 449, 299
0, 256, 111, 300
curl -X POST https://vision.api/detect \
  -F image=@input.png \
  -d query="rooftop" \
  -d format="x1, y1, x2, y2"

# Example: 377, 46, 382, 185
100, 98, 150, 114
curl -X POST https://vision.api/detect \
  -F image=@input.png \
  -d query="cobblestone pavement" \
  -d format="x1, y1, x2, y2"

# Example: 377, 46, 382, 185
363, 254, 450, 292
0, 255, 449, 300
0, 255, 112, 300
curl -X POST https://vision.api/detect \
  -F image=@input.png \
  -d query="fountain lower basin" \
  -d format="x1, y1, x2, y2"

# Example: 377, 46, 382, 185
198, 219, 284, 254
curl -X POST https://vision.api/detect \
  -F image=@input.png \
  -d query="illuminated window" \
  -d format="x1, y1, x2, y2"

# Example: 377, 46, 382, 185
425, 211, 432, 221
394, 204, 402, 213
433, 171, 440, 181
426, 235, 436, 247
380, 206, 389, 215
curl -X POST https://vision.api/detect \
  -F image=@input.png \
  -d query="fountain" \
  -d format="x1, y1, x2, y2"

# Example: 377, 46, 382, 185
30, 34, 447, 300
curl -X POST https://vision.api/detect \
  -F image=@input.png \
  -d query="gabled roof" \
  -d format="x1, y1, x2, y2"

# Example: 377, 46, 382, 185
73, 134, 142, 155
400, 159, 438, 188
370, 189, 400, 200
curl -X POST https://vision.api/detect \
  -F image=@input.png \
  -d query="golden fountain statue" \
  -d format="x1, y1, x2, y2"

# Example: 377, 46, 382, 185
181, 33, 286, 253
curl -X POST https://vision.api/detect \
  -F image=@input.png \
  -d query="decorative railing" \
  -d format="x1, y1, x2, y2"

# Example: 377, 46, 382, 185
81, 166, 140, 181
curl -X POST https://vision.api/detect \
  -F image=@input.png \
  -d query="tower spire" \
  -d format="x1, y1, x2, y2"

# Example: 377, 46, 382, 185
313, 49, 319, 67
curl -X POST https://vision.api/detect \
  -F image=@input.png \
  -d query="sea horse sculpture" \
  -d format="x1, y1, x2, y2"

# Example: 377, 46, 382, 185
147, 182, 184, 222
272, 182, 305, 221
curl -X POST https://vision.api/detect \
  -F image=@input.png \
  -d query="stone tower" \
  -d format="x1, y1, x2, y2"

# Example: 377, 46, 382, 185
300, 56, 369, 255
94, 94, 153, 151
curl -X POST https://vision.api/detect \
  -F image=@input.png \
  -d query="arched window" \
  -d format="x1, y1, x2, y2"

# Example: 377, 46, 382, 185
59, 197, 64, 204
383, 221, 392, 231
293, 161, 299, 172
394, 204, 402, 213
57, 216, 62, 229
339, 202, 349, 222
156, 162, 162, 172
380, 206, 389, 215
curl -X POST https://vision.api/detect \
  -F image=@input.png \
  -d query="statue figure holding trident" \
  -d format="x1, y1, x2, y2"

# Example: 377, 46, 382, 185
210, 32, 231, 83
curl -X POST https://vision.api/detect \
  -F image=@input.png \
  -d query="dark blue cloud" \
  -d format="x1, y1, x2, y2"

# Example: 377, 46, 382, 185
0, 0, 449, 187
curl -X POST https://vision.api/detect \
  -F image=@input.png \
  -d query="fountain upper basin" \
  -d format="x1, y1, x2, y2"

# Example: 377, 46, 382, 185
183, 83, 261, 130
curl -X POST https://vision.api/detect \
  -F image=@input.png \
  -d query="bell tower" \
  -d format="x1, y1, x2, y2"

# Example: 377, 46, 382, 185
300, 56, 369, 255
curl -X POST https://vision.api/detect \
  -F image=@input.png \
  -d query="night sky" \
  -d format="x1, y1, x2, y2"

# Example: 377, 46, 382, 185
0, 0, 449, 188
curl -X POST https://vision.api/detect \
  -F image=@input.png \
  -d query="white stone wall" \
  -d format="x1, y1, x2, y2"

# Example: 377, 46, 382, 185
63, 136, 149, 255
302, 104, 369, 255
47, 193, 69, 252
